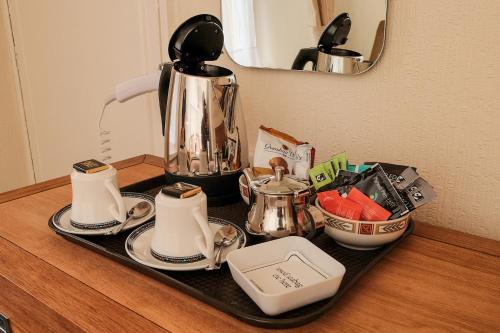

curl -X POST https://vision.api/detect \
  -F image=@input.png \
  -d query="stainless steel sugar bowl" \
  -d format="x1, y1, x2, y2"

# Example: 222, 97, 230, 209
243, 166, 315, 238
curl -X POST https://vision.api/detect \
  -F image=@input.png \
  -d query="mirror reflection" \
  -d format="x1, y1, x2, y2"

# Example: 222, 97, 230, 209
221, 0, 387, 74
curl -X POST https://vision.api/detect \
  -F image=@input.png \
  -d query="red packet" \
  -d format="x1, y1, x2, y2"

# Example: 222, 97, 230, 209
318, 190, 362, 220
317, 190, 340, 208
347, 188, 391, 221
332, 198, 362, 220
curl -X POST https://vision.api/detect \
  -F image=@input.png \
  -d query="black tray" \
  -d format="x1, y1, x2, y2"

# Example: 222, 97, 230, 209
48, 175, 414, 329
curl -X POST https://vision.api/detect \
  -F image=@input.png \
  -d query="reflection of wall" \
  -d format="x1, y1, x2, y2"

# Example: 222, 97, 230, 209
168, 0, 500, 240
253, 0, 314, 68
0, 2, 34, 192
335, 0, 385, 59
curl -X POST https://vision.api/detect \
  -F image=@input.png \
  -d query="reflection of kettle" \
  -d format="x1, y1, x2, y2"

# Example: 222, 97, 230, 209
292, 13, 363, 74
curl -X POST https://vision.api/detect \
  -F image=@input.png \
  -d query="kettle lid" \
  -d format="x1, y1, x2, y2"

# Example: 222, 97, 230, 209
168, 14, 224, 64
317, 13, 351, 53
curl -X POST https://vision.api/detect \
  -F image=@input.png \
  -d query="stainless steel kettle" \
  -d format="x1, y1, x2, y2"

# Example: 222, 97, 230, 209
158, 15, 248, 204
243, 166, 315, 238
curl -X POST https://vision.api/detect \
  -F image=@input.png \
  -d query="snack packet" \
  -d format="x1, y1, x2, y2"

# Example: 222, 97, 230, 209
253, 126, 302, 175
347, 188, 391, 221
354, 164, 409, 219
254, 126, 315, 180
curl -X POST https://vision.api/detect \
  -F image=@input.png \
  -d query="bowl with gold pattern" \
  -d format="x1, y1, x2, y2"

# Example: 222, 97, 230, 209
315, 199, 410, 250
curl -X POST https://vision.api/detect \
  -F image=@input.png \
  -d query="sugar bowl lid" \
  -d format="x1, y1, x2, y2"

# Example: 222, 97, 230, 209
248, 166, 310, 196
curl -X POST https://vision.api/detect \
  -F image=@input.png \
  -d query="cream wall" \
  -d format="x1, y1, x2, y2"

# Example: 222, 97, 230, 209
7, 0, 165, 182
167, 0, 500, 240
0, 1, 34, 192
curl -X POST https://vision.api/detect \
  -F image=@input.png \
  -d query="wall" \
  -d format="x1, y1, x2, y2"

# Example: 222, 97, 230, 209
167, 0, 500, 240
7, 0, 165, 182
0, 1, 34, 192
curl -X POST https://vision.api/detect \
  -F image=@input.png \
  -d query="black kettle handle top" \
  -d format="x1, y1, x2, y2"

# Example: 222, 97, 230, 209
292, 47, 318, 70
158, 63, 173, 136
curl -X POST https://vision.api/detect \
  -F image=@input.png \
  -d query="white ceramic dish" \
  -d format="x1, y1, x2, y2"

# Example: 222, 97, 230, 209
315, 199, 410, 250
226, 236, 345, 316
126, 218, 246, 271
52, 192, 155, 236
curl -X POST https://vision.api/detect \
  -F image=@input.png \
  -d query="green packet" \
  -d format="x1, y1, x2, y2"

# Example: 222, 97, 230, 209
323, 161, 336, 179
347, 163, 372, 173
308, 164, 333, 190
331, 152, 347, 174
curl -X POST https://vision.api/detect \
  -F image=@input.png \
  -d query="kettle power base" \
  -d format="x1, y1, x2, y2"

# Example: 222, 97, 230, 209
165, 171, 242, 206
48, 174, 414, 329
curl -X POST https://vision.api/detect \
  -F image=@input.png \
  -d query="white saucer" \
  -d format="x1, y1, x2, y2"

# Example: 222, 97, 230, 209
125, 217, 247, 271
52, 192, 156, 236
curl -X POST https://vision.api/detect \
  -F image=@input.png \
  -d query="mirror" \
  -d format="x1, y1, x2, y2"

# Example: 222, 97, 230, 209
221, 0, 387, 75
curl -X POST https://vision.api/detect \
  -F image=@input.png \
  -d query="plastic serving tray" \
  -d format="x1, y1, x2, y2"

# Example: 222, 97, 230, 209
48, 175, 414, 329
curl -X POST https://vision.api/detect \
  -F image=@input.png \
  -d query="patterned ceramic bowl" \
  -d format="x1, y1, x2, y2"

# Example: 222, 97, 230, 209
315, 199, 410, 250
239, 174, 250, 205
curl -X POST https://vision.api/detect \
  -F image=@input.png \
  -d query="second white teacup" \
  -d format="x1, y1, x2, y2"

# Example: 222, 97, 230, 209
70, 166, 127, 228
151, 190, 214, 261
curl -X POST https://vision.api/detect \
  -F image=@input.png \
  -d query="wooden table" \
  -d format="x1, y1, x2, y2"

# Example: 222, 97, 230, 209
0, 155, 499, 333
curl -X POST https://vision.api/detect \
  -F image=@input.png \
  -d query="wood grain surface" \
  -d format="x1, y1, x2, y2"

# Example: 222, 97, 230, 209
0, 160, 499, 332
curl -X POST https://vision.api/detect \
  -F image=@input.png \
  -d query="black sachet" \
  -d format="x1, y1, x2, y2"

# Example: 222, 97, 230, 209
354, 164, 409, 219
364, 162, 417, 185
399, 177, 437, 211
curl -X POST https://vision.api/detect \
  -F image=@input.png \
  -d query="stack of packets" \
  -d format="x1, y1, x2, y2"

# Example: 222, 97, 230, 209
309, 152, 436, 221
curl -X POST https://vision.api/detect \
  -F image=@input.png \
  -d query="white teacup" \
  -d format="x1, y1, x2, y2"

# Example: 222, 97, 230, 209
70, 166, 127, 227
151, 191, 214, 261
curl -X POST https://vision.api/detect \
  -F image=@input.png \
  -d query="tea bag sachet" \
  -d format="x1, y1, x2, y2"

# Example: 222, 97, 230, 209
308, 164, 333, 190
331, 152, 347, 174
354, 164, 409, 219
399, 177, 437, 211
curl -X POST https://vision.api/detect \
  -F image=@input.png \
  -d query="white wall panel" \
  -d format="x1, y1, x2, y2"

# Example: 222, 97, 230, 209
0, 0, 34, 192
8, 0, 164, 181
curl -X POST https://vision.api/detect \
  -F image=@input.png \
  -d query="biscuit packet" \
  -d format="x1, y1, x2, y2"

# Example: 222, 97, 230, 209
253, 126, 314, 180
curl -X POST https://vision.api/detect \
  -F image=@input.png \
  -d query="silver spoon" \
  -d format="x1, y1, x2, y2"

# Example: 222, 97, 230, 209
105, 201, 152, 235
210, 225, 238, 269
